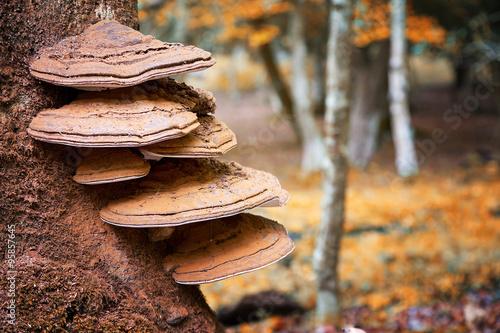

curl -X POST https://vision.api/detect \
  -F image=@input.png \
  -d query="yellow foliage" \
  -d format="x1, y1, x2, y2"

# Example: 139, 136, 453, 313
362, 292, 393, 310
249, 25, 281, 48
407, 15, 447, 45
353, 0, 447, 47
202, 164, 500, 320
219, 24, 250, 42
143, 0, 291, 46
353, 1, 391, 47
189, 7, 218, 29
138, 9, 147, 22
140, 0, 446, 49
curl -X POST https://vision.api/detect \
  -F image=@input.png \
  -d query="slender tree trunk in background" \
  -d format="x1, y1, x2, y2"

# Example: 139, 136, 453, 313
171, 0, 188, 43
313, 0, 352, 327
291, 0, 325, 172
0, 1, 222, 331
349, 41, 389, 168
389, 0, 418, 176
259, 42, 302, 143
490, 60, 500, 115
312, 32, 329, 116
229, 46, 244, 101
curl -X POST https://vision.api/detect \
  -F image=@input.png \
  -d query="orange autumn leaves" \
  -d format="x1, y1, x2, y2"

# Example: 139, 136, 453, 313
201, 164, 500, 318
189, 0, 292, 48
138, 0, 292, 47
138, 0, 446, 49
354, 0, 446, 47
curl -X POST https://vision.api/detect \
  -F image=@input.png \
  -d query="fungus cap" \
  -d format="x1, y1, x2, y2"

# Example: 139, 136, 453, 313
73, 148, 150, 185
28, 85, 199, 147
100, 159, 289, 227
163, 213, 295, 284
139, 115, 237, 160
141, 79, 216, 116
30, 20, 216, 90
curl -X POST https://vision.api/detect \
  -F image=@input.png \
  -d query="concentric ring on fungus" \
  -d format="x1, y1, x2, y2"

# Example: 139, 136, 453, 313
99, 159, 289, 227
28, 85, 200, 147
30, 20, 216, 90
139, 115, 237, 159
163, 213, 295, 284
73, 148, 151, 185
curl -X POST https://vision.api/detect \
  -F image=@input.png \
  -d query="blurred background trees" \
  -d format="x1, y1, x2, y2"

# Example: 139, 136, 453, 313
137, 0, 500, 174
313, 0, 352, 326
136, 0, 500, 327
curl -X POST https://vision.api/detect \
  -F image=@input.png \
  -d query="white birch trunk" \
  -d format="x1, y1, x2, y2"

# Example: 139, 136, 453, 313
389, 0, 418, 176
291, 0, 325, 172
312, 0, 352, 327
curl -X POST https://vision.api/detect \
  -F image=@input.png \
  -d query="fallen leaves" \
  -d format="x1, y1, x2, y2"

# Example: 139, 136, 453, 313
202, 163, 500, 330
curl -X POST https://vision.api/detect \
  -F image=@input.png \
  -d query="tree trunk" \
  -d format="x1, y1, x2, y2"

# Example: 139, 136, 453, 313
291, 0, 325, 172
0, 1, 223, 332
313, 0, 352, 327
171, 0, 188, 43
349, 41, 389, 169
389, 0, 418, 176
259, 42, 302, 143
311, 29, 329, 116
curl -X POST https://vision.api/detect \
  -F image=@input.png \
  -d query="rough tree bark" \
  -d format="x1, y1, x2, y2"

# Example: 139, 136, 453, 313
312, 0, 352, 327
0, 1, 223, 332
349, 41, 389, 169
291, 0, 325, 172
389, 0, 418, 176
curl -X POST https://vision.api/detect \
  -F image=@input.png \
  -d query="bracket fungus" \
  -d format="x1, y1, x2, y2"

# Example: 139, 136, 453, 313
139, 115, 237, 160
73, 148, 150, 185
100, 159, 289, 227
163, 213, 295, 284
141, 78, 217, 116
30, 20, 216, 90
148, 227, 176, 243
28, 86, 200, 147
29, 20, 293, 286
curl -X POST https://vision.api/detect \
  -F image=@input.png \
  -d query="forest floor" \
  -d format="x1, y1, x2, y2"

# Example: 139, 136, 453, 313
199, 83, 500, 332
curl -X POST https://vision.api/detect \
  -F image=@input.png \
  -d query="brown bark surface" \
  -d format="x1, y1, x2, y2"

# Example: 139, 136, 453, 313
0, 1, 223, 331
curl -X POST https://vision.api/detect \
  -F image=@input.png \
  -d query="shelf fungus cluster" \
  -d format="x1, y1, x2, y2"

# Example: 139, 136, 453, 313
28, 20, 294, 285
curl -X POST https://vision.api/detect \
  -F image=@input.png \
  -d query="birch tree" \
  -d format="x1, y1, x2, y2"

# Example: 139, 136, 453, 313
313, 0, 353, 327
291, 0, 325, 172
389, 0, 418, 176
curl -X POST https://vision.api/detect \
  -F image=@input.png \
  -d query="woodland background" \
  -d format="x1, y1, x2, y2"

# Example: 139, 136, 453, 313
0, 0, 499, 332
137, 0, 500, 331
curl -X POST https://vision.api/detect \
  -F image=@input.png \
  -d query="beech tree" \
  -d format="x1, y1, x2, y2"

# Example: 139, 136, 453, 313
313, 0, 353, 327
0, 1, 222, 331
348, 0, 446, 170
388, 0, 418, 176
290, 0, 325, 172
